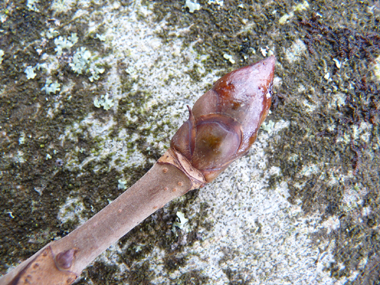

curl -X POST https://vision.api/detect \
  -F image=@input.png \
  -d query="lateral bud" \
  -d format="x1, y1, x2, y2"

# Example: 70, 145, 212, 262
55, 249, 77, 271
10, 246, 77, 285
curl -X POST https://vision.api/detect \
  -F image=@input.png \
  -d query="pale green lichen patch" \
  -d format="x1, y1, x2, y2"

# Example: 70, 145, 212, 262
58, 196, 87, 225
260, 120, 275, 132
279, 1, 309, 24
41, 78, 61, 94
24, 66, 37, 79
373, 55, 380, 81
294, 0, 310, 11
285, 39, 307, 63
94, 94, 114, 110
174, 211, 189, 231
51, 0, 76, 14
70, 47, 92, 74
184, 0, 201, 13
328, 92, 346, 109
299, 163, 320, 177
18, 132, 26, 145
0, 50, 4, 64
27, 0, 40, 12
352, 121, 373, 143
208, 0, 224, 6
54, 33, 78, 56
340, 184, 369, 213
223, 53, 235, 64
15, 150, 26, 164
70, 47, 105, 81
44, 28, 59, 39
320, 216, 341, 234
117, 179, 128, 190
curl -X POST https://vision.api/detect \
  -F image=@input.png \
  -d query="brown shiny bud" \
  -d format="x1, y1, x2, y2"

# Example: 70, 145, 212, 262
171, 56, 275, 183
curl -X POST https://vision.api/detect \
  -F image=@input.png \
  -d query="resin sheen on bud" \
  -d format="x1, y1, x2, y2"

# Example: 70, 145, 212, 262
171, 56, 276, 183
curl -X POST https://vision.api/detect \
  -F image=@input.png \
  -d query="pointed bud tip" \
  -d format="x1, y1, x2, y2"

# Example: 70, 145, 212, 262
251, 55, 276, 82
265, 55, 276, 64
256, 55, 276, 66
248, 55, 275, 66
263, 55, 276, 75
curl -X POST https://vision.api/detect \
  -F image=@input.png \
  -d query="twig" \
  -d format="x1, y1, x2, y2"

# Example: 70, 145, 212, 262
0, 56, 275, 285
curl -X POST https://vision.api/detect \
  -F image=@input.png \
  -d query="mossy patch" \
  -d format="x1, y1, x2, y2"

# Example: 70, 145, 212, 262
270, 5, 380, 283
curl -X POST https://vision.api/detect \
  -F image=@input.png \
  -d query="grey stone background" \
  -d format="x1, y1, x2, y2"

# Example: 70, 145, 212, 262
0, 0, 379, 284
